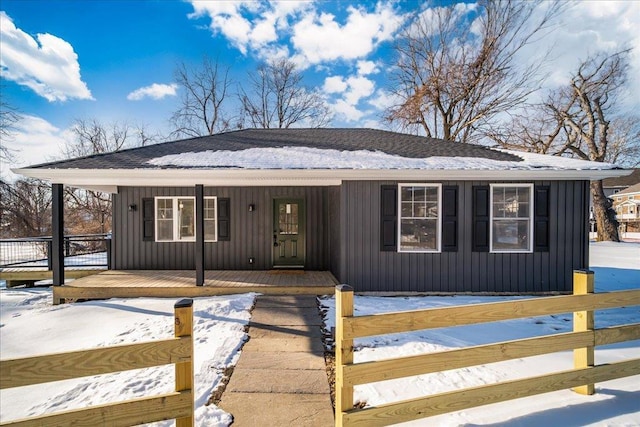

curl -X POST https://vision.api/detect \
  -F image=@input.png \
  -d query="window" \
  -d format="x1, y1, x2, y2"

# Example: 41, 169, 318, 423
155, 197, 217, 242
204, 198, 217, 241
490, 184, 533, 252
398, 184, 441, 252
278, 202, 299, 235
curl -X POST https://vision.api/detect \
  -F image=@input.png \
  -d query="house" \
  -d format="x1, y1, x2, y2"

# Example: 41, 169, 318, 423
588, 168, 640, 229
601, 168, 640, 197
613, 182, 640, 233
15, 128, 631, 294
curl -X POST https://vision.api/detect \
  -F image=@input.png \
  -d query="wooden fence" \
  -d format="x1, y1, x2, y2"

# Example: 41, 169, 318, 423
0, 299, 195, 427
335, 270, 640, 427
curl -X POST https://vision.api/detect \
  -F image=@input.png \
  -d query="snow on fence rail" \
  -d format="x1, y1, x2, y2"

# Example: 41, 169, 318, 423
0, 234, 110, 269
0, 299, 194, 427
334, 270, 640, 427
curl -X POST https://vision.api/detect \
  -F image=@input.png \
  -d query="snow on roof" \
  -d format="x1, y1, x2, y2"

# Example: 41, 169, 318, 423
146, 146, 618, 171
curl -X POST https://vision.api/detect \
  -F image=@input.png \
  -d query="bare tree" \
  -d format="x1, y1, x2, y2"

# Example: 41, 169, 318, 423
0, 178, 51, 238
170, 57, 233, 138
240, 58, 332, 129
493, 50, 636, 241
0, 90, 20, 162
64, 118, 155, 234
548, 51, 634, 242
605, 116, 640, 168
385, 0, 560, 144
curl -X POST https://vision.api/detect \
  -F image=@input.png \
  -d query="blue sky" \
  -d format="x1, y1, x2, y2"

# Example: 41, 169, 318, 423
1, 0, 639, 176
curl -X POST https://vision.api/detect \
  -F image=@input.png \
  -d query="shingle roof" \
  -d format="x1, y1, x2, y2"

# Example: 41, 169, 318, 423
603, 168, 640, 187
28, 128, 520, 170
616, 182, 640, 195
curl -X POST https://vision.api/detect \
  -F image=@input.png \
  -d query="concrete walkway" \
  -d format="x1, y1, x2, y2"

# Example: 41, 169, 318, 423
219, 295, 334, 426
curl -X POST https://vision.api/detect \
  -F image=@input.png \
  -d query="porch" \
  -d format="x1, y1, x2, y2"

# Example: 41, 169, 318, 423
52, 270, 338, 303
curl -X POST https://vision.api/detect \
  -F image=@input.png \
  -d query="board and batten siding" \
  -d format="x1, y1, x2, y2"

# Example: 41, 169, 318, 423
112, 186, 336, 271
337, 180, 589, 293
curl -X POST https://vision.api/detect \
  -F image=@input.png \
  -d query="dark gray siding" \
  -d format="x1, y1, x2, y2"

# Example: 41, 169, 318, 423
113, 186, 335, 270
327, 186, 342, 281
338, 180, 589, 293
112, 180, 589, 293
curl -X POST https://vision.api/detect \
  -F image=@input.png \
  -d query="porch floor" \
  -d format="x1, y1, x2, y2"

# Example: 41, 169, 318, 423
53, 270, 339, 302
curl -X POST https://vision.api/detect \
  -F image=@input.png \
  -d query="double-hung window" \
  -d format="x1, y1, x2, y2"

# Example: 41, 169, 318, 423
155, 196, 217, 242
398, 184, 441, 252
490, 184, 533, 252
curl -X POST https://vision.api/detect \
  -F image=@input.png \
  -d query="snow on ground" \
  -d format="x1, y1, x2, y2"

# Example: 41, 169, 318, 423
320, 241, 640, 426
0, 242, 638, 426
0, 293, 256, 425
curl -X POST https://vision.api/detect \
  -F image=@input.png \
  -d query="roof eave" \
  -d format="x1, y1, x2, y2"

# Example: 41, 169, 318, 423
13, 167, 633, 193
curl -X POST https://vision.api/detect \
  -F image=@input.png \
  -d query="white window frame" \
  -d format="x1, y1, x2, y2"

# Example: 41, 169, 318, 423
204, 196, 218, 242
154, 196, 218, 242
489, 183, 534, 253
397, 183, 442, 253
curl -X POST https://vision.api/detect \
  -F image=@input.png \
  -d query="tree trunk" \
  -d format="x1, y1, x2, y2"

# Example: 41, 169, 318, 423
590, 180, 620, 242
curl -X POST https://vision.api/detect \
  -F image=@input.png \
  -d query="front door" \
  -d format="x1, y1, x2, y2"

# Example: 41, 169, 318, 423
273, 198, 305, 268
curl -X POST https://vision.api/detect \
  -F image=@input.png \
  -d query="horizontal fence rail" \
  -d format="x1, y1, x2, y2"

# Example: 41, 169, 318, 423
335, 271, 640, 427
0, 233, 110, 270
0, 299, 194, 427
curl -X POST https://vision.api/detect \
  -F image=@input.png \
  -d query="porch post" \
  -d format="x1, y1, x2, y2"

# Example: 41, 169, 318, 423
195, 184, 205, 286
52, 183, 64, 286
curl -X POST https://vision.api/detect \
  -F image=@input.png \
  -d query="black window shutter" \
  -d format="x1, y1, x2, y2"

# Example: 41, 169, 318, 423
380, 185, 397, 251
142, 198, 154, 241
442, 186, 458, 252
218, 198, 231, 241
534, 186, 550, 252
472, 186, 490, 252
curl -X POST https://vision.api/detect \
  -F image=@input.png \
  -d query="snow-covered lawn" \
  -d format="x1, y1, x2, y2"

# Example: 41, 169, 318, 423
320, 241, 640, 426
0, 242, 638, 426
0, 293, 256, 425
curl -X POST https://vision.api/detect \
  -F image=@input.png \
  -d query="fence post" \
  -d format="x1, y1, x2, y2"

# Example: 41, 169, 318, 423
106, 238, 112, 270
336, 285, 354, 427
573, 269, 595, 395
174, 298, 194, 427
47, 240, 53, 270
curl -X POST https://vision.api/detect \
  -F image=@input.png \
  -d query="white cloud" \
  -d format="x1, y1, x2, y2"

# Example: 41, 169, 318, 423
188, 1, 405, 67
324, 74, 376, 122
127, 83, 178, 101
368, 89, 400, 111
357, 60, 379, 76
323, 76, 348, 93
332, 99, 367, 122
514, 1, 640, 108
188, 1, 311, 56
5, 115, 71, 175
0, 12, 93, 102
291, 3, 405, 66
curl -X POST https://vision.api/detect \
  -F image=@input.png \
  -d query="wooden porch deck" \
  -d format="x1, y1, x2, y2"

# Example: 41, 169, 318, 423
53, 270, 339, 302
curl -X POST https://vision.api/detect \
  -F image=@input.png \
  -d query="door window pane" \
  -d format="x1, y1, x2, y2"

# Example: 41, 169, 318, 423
279, 203, 298, 235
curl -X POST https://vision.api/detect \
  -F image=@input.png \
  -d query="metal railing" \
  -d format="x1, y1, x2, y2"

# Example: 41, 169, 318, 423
0, 234, 111, 269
